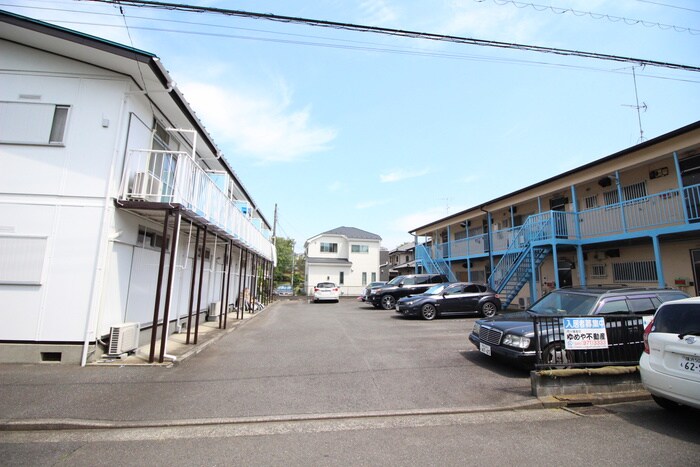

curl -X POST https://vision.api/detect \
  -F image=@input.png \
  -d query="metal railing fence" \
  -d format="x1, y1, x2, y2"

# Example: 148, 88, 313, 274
533, 314, 646, 370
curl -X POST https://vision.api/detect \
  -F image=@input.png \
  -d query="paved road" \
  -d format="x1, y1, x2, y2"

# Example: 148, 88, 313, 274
0, 299, 532, 425
2, 299, 699, 465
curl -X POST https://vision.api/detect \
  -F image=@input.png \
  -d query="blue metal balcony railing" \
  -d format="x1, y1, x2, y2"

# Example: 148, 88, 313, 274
117, 149, 275, 262
418, 183, 700, 305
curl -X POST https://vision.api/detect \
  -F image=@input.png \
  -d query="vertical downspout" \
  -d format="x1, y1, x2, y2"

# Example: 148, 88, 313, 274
413, 234, 418, 274
149, 210, 171, 363
487, 211, 494, 288
673, 151, 689, 223
446, 225, 452, 279
616, 170, 628, 233
466, 222, 471, 282
571, 185, 586, 287
652, 235, 665, 288
529, 245, 537, 306
552, 243, 560, 289
81, 91, 128, 366
186, 225, 200, 344
158, 210, 181, 363
194, 226, 208, 345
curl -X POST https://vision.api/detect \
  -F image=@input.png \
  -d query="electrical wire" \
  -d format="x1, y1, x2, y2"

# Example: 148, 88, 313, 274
80, 0, 700, 73
475, 0, 700, 35
635, 0, 700, 14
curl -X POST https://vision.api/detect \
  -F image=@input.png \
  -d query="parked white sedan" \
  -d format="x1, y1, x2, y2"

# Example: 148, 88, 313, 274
313, 282, 340, 303
640, 297, 700, 410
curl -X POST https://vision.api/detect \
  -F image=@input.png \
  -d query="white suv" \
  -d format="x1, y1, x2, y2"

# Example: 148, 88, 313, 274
640, 297, 700, 410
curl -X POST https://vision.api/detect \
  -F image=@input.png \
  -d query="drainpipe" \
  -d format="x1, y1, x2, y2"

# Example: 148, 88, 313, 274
652, 235, 665, 288
81, 91, 129, 366
673, 151, 689, 223
615, 170, 628, 233
480, 207, 494, 288
570, 185, 586, 287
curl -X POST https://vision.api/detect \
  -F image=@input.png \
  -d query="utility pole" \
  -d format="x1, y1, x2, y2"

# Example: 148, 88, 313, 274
272, 203, 278, 245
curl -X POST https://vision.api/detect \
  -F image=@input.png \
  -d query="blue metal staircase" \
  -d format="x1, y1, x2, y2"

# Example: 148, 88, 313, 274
415, 244, 458, 282
490, 213, 552, 308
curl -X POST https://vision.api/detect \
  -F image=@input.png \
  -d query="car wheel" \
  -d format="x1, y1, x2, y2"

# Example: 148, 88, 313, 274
480, 301, 498, 318
542, 342, 571, 367
421, 304, 437, 320
381, 295, 396, 310
651, 395, 683, 411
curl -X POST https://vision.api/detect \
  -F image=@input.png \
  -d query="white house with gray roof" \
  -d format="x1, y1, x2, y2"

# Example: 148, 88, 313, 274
304, 227, 382, 297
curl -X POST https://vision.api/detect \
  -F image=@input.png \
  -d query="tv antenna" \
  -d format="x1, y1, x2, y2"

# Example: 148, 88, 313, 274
622, 66, 647, 143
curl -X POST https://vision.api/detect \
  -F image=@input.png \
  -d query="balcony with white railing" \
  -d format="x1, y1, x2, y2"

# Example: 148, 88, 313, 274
420, 183, 700, 265
117, 149, 275, 261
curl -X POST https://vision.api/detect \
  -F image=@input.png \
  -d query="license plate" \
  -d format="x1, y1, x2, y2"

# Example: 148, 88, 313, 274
480, 343, 492, 356
680, 355, 700, 374
395, 305, 400, 311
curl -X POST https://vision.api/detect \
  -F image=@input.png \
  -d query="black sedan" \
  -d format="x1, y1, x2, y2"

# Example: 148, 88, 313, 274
395, 282, 501, 320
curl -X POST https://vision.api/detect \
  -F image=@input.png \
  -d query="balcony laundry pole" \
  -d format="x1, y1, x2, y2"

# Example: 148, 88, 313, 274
158, 210, 181, 363
673, 151, 690, 223
194, 226, 208, 345
615, 170, 628, 233
186, 224, 200, 344
571, 185, 586, 287
149, 210, 171, 363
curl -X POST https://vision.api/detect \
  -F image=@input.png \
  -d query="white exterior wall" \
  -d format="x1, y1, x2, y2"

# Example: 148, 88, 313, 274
305, 233, 381, 296
0, 41, 128, 342
0, 40, 248, 348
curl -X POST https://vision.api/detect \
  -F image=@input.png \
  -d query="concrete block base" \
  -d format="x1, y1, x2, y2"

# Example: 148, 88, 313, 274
531, 366, 644, 397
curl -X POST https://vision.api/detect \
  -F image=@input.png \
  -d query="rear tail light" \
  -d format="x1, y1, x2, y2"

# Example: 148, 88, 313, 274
314, 287, 319, 292
333, 288, 339, 292
643, 318, 654, 354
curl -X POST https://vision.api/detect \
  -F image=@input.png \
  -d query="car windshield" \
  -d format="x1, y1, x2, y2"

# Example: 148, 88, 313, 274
387, 276, 404, 285
424, 284, 447, 295
317, 282, 335, 288
529, 291, 599, 316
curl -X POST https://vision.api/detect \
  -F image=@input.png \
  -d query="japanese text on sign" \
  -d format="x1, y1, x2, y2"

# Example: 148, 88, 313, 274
563, 317, 608, 350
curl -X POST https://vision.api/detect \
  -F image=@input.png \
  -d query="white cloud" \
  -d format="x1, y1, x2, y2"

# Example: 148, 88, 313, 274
359, 0, 398, 25
178, 80, 337, 164
380, 168, 430, 183
328, 181, 345, 192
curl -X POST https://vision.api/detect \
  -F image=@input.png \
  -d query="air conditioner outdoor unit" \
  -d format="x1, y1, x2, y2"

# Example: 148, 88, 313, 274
108, 322, 140, 355
129, 171, 162, 201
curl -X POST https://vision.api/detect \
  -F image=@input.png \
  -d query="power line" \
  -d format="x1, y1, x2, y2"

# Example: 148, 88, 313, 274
83, 0, 700, 73
635, 0, 700, 14
475, 0, 700, 35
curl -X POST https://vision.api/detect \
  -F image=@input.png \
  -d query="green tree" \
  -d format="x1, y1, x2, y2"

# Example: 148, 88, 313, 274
274, 238, 294, 286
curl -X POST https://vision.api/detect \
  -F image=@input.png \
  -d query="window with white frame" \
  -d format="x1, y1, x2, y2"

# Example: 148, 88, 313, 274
591, 263, 607, 278
0, 102, 69, 145
138, 225, 170, 251
339, 271, 344, 284
603, 181, 648, 206
612, 260, 657, 282
371, 272, 376, 282
584, 195, 599, 209
351, 244, 369, 253
320, 242, 338, 253
362, 272, 367, 285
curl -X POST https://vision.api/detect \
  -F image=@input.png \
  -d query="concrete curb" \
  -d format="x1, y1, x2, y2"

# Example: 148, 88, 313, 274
0, 392, 653, 432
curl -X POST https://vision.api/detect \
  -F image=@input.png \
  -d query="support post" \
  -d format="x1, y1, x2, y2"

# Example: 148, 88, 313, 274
552, 243, 560, 289
186, 224, 200, 344
652, 235, 665, 287
223, 239, 234, 329
194, 226, 208, 344
219, 241, 229, 329
236, 248, 246, 319
149, 210, 170, 363
158, 210, 181, 363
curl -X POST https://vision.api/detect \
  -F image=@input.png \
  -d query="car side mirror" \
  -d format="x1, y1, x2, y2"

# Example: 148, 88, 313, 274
398, 283, 403, 288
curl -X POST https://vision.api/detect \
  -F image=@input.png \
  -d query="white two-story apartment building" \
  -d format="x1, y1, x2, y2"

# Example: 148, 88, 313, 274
305, 227, 382, 296
0, 11, 276, 365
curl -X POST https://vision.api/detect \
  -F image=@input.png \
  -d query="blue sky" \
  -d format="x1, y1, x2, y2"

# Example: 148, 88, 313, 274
5, 0, 699, 251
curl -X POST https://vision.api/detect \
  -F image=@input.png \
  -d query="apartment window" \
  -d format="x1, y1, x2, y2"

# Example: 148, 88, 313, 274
351, 244, 369, 253
137, 226, 169, 251
0, 102, 70, 145
339, 271, 344, 285
604, 181, 648, 206
591, 264, 607, 278
362, 272, 367, 286
320, 242, 338, 253
0, 235, 48, 285
612, 260, 657, 282
584, 195, 599, 209
371, 272, 377, 282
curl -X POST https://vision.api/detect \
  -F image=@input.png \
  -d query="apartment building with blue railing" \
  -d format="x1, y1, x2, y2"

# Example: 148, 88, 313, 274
410, 121, 700, 309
